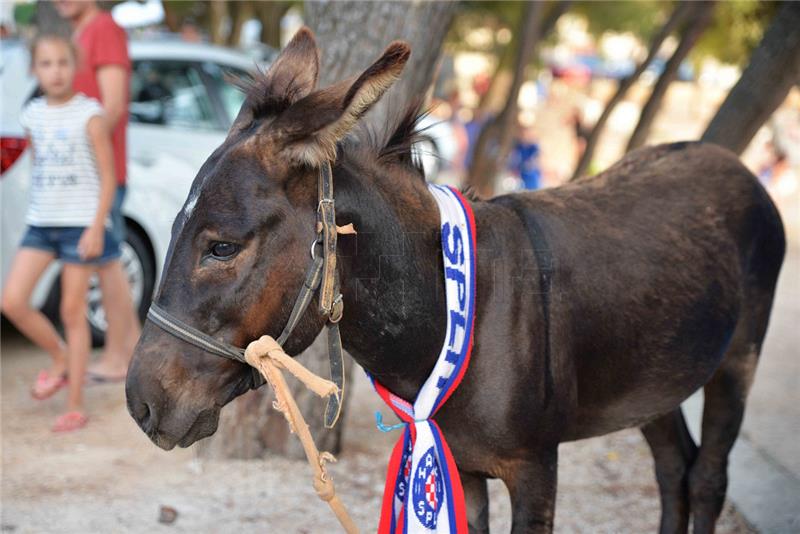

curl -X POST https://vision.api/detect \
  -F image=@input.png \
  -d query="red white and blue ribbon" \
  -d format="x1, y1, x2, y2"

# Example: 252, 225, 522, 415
372, 184, 477, 534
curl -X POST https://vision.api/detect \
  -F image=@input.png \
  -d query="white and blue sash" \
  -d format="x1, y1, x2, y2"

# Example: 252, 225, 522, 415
372, 184, 477, 534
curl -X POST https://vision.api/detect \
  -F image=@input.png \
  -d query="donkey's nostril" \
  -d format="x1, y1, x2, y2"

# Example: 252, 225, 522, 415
131, 401, 155, 433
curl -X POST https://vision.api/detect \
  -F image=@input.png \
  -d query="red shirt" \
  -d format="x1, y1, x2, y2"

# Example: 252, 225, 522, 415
73, 12, 130, 185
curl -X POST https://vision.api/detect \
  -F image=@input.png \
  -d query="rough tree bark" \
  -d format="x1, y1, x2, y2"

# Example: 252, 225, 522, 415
702, 1, 800, 154
306, 0, 458, 125
198, 0, 458, 461
467, 1, 570, 197
626, 1, 716, 153
571, 1, 695, 180
255, 1, 291, 49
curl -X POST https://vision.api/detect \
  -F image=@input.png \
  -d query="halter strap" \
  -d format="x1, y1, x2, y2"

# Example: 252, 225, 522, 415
147, 302, 246, 363
317, 161, 338, 316
145, 161, 345, 428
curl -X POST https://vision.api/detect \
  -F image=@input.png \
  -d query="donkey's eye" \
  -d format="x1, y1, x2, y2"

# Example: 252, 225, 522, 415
209, 242, 240, 260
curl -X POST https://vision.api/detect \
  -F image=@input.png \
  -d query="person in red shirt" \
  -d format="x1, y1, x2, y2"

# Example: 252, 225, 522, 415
55, 0, 140, 382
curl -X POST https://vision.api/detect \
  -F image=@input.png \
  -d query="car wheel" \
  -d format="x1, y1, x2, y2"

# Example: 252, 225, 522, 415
87, 228, 155, 346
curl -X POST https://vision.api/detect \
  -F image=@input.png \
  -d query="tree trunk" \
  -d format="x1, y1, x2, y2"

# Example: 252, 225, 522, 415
702, 1, 800, 154
198, 0, 458, 461
208, 0, 229, 46
571, 1, 695, 180
467, 1, 570, 198
306, 0, 458, 126
626, 1, 715, 153
255, 1, 291, 49
227, 0, 255, 48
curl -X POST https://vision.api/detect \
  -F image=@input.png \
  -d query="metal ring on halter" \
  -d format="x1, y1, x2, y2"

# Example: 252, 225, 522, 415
310, 237, 321, 260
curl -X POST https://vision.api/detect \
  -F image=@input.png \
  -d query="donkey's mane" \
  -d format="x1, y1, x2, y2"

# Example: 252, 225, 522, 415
230, 70, 434, 184
349, 99, 433, 180
229, 68, 306, 121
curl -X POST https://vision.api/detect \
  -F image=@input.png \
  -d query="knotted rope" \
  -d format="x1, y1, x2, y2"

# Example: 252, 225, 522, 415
244, 336, 358, 534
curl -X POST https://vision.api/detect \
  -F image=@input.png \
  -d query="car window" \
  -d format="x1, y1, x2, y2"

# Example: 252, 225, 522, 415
201, 62, 250, 128
130, 61, 218, 130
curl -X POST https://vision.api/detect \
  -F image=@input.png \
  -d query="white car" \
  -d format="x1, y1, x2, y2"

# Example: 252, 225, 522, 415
1, 38, 260, 342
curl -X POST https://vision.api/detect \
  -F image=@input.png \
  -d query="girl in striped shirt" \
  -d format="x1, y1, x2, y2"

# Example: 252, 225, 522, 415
1, 34, 119, 432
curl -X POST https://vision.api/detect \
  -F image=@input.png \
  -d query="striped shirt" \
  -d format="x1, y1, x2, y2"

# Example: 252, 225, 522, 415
19, 93, 105, 227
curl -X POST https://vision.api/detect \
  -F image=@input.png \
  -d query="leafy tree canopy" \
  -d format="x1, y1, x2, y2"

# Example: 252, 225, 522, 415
572, 0, 670, 39
693, 0, 776, 66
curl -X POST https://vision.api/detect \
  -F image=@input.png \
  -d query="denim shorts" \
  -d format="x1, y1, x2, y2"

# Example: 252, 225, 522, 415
20, 225, 121, 265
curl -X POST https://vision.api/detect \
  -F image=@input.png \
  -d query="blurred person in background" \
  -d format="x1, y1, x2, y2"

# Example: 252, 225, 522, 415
2, 34, 118, 431
179, 18, 204, 43
55, 0, 140, 383
508, 124, 542, 190
760, 141, 798, 198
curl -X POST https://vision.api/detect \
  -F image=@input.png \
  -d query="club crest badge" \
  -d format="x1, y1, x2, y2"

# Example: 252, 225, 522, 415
412, 447, 444, 528
375, 184, 475, 534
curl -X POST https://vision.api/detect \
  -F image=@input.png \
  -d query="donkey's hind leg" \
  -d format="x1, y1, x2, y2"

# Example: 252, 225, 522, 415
641, 408, 698, 534
689, 295, 774, 533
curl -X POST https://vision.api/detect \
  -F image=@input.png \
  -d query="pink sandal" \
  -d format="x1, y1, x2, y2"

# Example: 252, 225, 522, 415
52, 411, 88, 432
31, 370, 67, 400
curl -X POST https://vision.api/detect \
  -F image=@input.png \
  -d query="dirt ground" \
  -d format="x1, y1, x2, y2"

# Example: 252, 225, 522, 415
1, 331, 753, 533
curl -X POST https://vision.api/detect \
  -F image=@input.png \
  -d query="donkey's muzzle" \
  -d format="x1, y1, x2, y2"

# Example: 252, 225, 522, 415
128, 397, 155, 435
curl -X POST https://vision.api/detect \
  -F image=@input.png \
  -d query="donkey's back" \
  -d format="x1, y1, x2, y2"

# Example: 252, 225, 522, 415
481, 141, 783, 532
500, 141, 784, 438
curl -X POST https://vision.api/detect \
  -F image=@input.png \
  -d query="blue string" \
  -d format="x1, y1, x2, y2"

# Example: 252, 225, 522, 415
375, 411, 406, 433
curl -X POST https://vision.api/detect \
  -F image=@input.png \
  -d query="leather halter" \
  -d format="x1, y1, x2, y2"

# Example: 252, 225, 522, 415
146, 162, 345, 429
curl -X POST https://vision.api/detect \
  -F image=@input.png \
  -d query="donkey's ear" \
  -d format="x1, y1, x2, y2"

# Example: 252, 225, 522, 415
271, 41, 411, 166
263, 26, 320, 103
229, 27, 319, 132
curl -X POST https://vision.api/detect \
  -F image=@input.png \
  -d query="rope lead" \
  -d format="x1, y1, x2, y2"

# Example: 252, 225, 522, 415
244, 335, 358, 533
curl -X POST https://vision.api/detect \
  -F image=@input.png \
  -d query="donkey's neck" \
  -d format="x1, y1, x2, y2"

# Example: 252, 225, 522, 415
334, 159, 447, 401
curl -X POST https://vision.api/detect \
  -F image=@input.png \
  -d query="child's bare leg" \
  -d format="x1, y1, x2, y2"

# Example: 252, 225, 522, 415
90, 260, 139, 378
60, 263, 93, 412
1, 248, 66, 375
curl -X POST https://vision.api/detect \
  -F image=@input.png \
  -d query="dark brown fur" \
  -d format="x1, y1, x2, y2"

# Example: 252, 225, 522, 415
126, 29, 785, 534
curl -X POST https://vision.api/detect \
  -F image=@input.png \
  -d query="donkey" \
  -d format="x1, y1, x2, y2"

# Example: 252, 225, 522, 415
126, 28, 785, 533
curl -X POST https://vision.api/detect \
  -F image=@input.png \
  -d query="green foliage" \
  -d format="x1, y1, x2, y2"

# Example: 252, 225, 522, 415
13, 2, 36, 26
446, 1, 520, 52
573, 0, 672, 39
446, 1, 563, 70
443, 0, 775, 77
694, 0, 776, 65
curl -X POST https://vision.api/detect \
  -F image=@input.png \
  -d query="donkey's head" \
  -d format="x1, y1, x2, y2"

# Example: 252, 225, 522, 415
126, 28, 410, 450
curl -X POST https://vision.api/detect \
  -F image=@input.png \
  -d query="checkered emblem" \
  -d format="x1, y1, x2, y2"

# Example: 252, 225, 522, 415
425, 471, 438, 509
412, 447, 444, 529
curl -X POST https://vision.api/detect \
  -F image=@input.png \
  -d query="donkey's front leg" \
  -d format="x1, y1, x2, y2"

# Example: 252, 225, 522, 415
505, 448, 558, 534
460, 470, 490, 534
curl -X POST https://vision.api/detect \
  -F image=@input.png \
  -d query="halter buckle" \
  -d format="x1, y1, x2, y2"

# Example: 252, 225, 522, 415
328, 294, 344, 323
